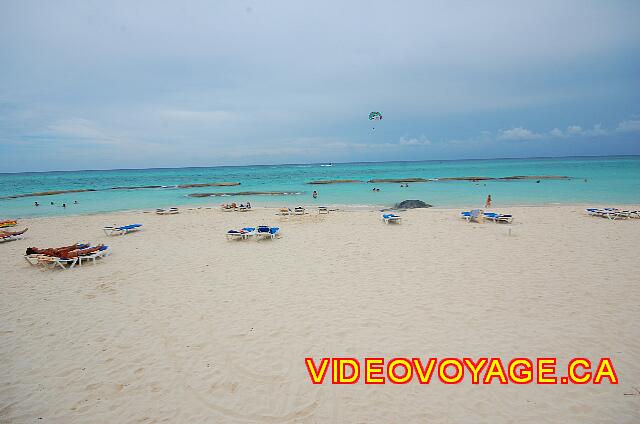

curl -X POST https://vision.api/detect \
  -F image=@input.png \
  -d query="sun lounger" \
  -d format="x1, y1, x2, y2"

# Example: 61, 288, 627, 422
496, 214, 513, 223
226, 227, 257, 240
482, 212, 498, 222
318, 206, 329, 214
32, 255, 79, 270
103, 224, 143, 236
279, 208, 291, 216
24, 244, 109, 270
156, 208, 179, 215
0, 228, 28, 243
294, 207, 306, 215
256, 226, 280, 239
382, 213, 402, 224
77, 245, 110, 266
461, 209, 482, 222
0, 220, 17, 228
0, 234, 22, 243
482, 212, 513, 223
587, 208, 630, 220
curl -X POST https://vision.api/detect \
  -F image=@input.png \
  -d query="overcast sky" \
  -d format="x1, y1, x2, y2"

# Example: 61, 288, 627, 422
1, 0, 639, 172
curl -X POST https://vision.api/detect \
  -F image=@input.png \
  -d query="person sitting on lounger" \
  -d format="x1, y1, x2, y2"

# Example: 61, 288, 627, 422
26, 244, 104, 259
0, 228, 28, 237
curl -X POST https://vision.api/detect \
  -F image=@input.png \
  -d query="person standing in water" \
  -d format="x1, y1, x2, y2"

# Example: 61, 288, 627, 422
312, 191, 318, 199
485, 194, 492, 208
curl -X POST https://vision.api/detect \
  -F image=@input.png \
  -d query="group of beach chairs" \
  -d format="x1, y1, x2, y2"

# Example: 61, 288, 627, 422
461, 209, 514, 223
24, 243, 110, 270
156, 207, 179, 215
279, 206, 329, 215
586, 208, 639, 220
226, 226, 280, 240
221, 203, 251, 212
0, 227, 28, 243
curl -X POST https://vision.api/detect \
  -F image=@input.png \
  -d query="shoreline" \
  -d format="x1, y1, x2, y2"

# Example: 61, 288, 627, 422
7, 201, 640, 220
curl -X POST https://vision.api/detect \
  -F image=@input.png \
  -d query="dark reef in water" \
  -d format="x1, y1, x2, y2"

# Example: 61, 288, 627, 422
1, 189, 97, 199
368, 178, 429, 183
394, 200, 432, 209
307, 179, 362, 184
368, 175, 570, 183
188, 191, 301, 197
0, 182, 242, 199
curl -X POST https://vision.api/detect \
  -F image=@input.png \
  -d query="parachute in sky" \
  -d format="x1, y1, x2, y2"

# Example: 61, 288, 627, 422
369, 111, 382, 130
369, 111, 382, 121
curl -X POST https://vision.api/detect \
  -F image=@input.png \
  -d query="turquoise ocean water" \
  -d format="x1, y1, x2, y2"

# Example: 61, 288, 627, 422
1, 156, 639, 218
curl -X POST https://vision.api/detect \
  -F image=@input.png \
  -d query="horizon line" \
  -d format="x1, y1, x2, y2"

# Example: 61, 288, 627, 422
1, 153, 638, 176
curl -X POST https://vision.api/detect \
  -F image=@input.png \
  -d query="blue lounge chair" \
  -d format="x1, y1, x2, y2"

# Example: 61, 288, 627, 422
226, 227, 256, 240
382, 213, 402, 224
586, 208, 630, 220
256, 226, 280, 239
77, 245, 110, 266
495, 214, 513, 223
103, 224, 143, 236
461, 209, 482, 222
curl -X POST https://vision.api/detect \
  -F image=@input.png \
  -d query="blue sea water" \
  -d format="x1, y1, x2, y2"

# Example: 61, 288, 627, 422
1, 156, 639, 218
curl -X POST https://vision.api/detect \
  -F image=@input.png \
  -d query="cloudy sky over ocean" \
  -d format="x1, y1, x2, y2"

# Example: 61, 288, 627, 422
1, 0, 639, 172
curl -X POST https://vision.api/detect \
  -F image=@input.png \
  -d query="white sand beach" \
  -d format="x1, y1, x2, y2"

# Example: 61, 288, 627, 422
1, 205, 639, 423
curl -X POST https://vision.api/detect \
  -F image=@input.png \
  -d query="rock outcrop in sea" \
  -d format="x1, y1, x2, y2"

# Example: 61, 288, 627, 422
307, 180, 362, 184
394, 200, 432, 209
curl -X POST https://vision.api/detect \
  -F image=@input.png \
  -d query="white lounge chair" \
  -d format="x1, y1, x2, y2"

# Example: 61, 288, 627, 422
156, 208, 179, 215
294, 207, 306, 215
483, 212, 513, 223
461, 209, 482, 222
496, 214, 514, 223
255, 226, 280, 239
382, 213, 402, 224
24, 254, 78, 270
0, 228, 28, 242
226, 227, 256, 240
318, 206, 329, 214
24, 244, 110, 270
103, 224, 143, 236
1, 234, 23, 243
77, 245, 111, 266
588, 208, 630, 220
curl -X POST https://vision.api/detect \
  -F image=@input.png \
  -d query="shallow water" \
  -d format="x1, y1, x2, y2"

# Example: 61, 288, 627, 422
1, 156, 639, 218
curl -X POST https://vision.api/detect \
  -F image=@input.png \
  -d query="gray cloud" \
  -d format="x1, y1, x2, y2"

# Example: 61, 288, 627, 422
1, 0, 639, 171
